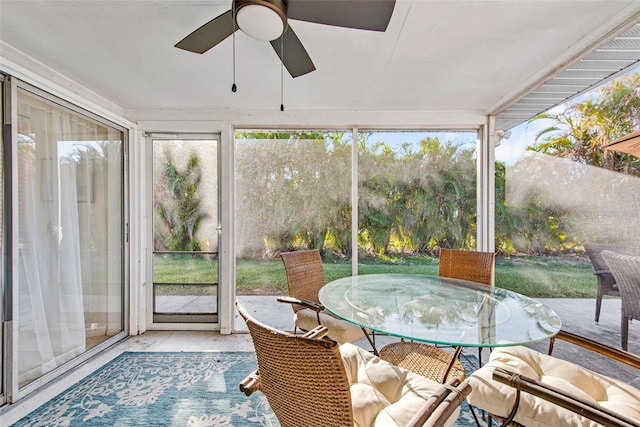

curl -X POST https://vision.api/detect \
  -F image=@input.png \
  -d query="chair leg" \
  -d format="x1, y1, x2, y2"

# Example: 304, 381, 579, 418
595, 289, 603, 322
622, 315, 629, 351
467, 404, 483, 427
363, 329, 378, 355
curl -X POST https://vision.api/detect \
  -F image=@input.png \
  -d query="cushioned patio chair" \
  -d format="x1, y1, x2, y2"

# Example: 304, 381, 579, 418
279, 249, 365, 344
601, 250, 640, 351
236, 299, 471, 427
380, 249, 495, 381
583, 242, 623, 322
466, 330, 640, 427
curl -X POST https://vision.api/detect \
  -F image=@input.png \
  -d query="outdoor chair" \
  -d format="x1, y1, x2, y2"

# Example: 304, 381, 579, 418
378, 341, 467, 385
279, 249, 365, 343
601, 250, 640, 351
379, 249, 495, 382
466, 330, 640, 427
439, 248, 496, 361
438, 248, 495, 286
583, 242, 623, 322
236, 299, 471, 427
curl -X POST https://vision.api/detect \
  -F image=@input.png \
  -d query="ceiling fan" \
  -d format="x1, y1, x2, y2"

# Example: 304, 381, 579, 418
175, 0, 396, 78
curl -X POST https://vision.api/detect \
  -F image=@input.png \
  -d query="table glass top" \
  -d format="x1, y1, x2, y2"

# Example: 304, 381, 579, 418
318, 274, 562, 347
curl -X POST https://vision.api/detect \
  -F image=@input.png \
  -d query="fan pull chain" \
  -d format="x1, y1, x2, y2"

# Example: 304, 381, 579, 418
231, 3, 237, 92
280, 34, 284, 111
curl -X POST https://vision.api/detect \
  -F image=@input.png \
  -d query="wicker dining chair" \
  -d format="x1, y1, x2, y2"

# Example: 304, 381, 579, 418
601, 250, 640, 351
438, 248, 495, 286
279, 250, 365, 343
583, 243, 623, 322
380, 249, 495, 383
439, 248, 496, 362
236, 299, 471, 427
378, 341, 467, 384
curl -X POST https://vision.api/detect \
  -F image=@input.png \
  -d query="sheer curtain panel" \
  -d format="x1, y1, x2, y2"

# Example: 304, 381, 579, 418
16, 88, 124, 387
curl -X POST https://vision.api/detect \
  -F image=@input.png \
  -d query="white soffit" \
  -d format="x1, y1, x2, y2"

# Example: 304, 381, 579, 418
496, 23, 640, 130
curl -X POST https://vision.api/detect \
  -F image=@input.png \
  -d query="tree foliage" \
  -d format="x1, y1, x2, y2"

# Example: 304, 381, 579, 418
236, 73, 640, 260
530, 73, 640, 176
236, 132, 478, 258
493, 73, 640, 255
154, 150, 208, 251
235, 131, 352, 258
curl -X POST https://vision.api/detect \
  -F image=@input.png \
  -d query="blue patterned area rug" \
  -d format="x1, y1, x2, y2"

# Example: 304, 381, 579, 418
13, 352, 276, 427
13, 351, 481, 426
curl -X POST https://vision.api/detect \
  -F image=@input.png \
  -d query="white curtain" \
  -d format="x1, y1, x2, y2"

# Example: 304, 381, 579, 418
18, 100, 87, 386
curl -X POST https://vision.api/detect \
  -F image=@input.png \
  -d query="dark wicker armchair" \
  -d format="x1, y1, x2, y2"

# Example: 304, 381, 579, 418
601, 250, 640, 351
583, 243, 623, 322
236, 299, 471, 427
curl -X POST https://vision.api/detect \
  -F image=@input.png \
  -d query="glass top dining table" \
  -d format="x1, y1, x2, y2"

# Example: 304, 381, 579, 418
318, 273, 562, 348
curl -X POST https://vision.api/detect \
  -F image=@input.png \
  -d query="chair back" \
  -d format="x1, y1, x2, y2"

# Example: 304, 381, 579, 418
235, 299, 354, 427
584, 243, 627, 274
280, 250, 325, 312
601, 251, 640, 320
438, 248, 495, 285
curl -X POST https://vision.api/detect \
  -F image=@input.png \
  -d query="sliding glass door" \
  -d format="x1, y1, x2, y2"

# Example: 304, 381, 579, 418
0, 76, 5, 406
15, 86, 126, 390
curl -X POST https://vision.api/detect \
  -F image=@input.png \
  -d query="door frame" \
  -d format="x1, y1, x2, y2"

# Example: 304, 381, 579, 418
145, 132, 222, 331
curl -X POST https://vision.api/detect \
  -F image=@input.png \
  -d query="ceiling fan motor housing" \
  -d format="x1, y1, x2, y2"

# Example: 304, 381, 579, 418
175, 0, 395, 77
235, 0, 288, 41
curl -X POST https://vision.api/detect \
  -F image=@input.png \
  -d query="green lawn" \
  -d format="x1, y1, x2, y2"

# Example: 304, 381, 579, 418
155, 253, 596, 298
494, 256, 594, 298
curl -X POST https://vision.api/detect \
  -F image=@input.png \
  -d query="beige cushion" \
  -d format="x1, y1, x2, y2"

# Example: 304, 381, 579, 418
295, 308, 366, 343
467, 345, 640, 426
339, 343, 460, 427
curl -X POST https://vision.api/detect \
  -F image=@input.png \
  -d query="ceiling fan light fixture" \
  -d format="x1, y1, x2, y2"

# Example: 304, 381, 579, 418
236, 0, 287, 41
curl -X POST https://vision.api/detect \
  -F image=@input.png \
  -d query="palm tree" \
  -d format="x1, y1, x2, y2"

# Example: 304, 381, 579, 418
154, 150, 208, 251
530, 73, 640, 176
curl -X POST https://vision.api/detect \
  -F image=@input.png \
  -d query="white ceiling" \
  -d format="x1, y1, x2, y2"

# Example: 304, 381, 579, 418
2, 0, 640, 129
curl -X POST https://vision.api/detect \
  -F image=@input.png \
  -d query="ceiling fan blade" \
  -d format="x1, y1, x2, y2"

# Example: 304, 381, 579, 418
175, 9, 237, 54
287, 0, 396, 32
270, 27, 316, 78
